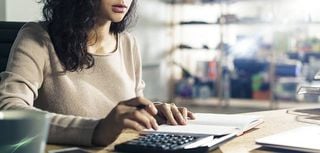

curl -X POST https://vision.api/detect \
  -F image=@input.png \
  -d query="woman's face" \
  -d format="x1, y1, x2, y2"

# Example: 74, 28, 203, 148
99, 0, 133, 22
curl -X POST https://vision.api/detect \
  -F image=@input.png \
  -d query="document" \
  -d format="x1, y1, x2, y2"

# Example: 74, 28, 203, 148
143, 113, 263, 136
256, 126, 320, 153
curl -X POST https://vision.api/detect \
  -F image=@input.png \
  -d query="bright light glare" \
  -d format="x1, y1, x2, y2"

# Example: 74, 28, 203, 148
292, 0, 320, 12
9, 134, 40, 153
230, 38, 258, 58
285, 0, 320, 22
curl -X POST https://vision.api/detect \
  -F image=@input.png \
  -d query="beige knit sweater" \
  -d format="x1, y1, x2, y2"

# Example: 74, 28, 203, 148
0, 22, 145, 146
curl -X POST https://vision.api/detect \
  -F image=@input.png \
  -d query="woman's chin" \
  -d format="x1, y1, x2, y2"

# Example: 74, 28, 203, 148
111, 16, 125, 23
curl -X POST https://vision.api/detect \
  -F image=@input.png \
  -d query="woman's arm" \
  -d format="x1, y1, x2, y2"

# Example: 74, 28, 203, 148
0, 23, 100, 146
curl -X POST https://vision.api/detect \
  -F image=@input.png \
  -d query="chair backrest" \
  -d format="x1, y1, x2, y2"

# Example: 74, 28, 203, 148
0, 21, 26, 72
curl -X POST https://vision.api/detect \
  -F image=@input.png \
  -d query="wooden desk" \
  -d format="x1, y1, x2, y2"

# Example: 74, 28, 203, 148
46, 109, 310, 153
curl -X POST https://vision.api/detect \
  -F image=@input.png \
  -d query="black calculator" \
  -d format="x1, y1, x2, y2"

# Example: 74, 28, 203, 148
114, 133, 214, 153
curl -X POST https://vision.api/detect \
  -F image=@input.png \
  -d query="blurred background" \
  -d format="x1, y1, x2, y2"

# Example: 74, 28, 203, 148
2, 0, 320, 113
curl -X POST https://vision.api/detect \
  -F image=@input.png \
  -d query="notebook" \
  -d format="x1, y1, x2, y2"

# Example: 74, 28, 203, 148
256, 126, 320, 153
143, 113, 263, 136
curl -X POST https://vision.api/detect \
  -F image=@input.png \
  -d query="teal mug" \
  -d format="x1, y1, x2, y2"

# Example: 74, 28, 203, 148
0, 110, 51, 153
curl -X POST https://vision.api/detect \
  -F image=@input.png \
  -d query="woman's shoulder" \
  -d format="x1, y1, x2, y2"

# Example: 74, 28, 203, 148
18, 22, 50, 39
119, 31, 134, 39
119, 31, 137, 46
12, 22, 53, 63
118, 31, 141, 61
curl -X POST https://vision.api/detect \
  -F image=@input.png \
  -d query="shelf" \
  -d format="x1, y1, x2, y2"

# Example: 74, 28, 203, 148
179, 21, 216, 25
175, 48, 214, 51
142, 63, 161, 69
177, 21, 320, 26
162, 0, 286, 5
168, 0, 320, 104
174, 97, 275, 106
161, 0, 236, 5
176, 44, 214, 51
174, 97, 222, 106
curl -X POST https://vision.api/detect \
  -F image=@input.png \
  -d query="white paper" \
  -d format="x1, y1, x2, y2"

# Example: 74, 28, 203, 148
190, 113, 262, 129
143, 113, 262, 135
144, 124, 237, 135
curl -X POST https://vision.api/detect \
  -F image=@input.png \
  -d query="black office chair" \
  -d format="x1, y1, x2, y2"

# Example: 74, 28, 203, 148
0, 21, 26, 72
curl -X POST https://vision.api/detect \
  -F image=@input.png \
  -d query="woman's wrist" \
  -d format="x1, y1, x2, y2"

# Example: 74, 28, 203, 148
92, 118, 122, 146
92, 118, 107, 146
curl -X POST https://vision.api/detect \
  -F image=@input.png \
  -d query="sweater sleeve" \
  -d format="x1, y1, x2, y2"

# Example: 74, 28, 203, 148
131, 35, 145, 97
0, 23, 100, 146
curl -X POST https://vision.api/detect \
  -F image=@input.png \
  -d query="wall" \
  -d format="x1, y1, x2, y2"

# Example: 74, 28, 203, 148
0, 0, 5, 21
0, 0, 42, 21
6, 0, 42, 21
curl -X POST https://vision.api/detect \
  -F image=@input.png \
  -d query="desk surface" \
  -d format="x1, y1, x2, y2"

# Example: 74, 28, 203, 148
46, 109, 310, 153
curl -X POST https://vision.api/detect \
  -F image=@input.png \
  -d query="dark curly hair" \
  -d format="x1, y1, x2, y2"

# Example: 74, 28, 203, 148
41, 0, 137, 72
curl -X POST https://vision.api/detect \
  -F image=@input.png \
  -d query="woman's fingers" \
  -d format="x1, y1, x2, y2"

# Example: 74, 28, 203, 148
178, 107, 188, 121
123, 109, 158, 130
170, 104, 186, 125
159, 103, 177, 125
187, 111, 196, 120
123, 118, 145, 131
155, 103, 195, 125
120, 97, 195, 131
122, 97, 158, 115
130, 110, 152, 129
140, 109, 159, 130
117, 97, 164, 131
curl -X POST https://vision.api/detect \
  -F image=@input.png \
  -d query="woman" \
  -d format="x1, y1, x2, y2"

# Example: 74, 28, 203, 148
0, 0, 195, 146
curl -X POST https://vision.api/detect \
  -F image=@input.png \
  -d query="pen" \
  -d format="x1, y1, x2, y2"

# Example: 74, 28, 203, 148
136, 104, 146, 110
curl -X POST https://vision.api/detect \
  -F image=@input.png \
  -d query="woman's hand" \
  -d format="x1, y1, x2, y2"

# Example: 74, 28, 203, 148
92, 97, 158, 146
154, 103, 195, 125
